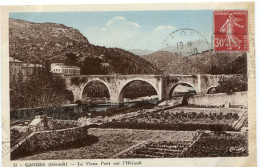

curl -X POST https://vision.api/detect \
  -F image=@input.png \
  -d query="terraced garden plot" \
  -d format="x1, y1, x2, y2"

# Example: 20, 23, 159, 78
100, 107, 247, 131
119, 141, 193, 158
18, 128, 197, 160
182, 132, 248, 157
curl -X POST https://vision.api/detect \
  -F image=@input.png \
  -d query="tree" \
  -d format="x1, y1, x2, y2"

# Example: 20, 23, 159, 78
10, 65, 74, 110
65, 53, 78, 66
81, 57, 105, 75
215, 75, 247, 95
209, 54, 247, 75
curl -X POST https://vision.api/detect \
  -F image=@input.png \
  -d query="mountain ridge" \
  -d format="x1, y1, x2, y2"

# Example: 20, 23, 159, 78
129, 49, 155, 56
143, 50, 246, 75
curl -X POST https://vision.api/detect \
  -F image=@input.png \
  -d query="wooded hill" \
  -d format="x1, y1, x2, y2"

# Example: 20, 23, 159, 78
9, 18, 161, 75
143, 50, 247, 75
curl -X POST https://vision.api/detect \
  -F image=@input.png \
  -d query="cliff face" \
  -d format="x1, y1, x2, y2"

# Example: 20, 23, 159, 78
9, 18, 161, 75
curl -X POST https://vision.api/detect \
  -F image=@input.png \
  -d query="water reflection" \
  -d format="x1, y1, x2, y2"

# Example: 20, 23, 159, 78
10, 98, 159, 123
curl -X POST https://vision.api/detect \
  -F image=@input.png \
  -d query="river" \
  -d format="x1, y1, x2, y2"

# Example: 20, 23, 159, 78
10, 98, 159, 123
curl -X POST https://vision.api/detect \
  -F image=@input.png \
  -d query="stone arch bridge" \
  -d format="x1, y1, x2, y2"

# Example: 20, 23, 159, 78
63, 74, 239, 103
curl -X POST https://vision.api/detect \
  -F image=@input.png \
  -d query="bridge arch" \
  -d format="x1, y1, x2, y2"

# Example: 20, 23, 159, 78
118, 78, 160, 103
169, 82, 197, 98
80, 78, 111, 102
206, 85, 219, 94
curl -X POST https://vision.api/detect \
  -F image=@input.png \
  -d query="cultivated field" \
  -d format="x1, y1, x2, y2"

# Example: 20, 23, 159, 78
183, 132, 248, 157
18, 128, 197, 160
100, 107, 247, 131
17, 107, 248, 160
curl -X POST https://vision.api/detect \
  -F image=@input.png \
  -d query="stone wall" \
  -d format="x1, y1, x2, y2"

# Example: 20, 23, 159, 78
187, 92, 247, 107
11, 124, 88, 160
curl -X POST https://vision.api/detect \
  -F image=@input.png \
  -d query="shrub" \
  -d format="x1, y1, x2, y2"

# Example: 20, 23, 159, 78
10, 69, 71, 110
216, 75, 247, 95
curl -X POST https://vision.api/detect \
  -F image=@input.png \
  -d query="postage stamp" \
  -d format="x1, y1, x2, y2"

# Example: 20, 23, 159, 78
0, 2, 256, 167
214, 10, 248, 51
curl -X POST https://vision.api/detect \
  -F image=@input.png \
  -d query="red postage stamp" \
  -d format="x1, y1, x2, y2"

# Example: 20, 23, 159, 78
214, 10, 248, 51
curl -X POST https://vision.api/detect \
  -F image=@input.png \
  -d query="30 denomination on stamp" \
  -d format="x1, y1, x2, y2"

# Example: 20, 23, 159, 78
214, 10, 248, 51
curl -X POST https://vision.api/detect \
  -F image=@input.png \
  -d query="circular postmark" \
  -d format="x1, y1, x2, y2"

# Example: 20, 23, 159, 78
161, 28, 211, 56
2, 141, 11, 158
2, 119, 11, 158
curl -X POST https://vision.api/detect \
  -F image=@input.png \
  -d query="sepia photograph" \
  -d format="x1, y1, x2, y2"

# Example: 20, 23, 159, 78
0, 2, 256, 166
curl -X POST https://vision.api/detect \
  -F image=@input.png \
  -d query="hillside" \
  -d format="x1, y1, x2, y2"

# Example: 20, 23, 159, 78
143, 50, 246, 75
9, 18, 161, 75
129, 49, 155, 56
160, 40, 211, 56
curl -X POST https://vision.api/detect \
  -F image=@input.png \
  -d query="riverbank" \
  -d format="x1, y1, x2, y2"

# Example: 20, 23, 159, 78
10, 100, 158, 123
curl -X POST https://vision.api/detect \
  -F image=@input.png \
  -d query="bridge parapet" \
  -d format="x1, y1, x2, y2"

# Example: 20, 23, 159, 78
64, 74, 163, 103
63, 74, 242, 103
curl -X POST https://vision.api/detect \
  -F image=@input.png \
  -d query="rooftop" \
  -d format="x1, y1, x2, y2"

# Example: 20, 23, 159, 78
51, 63, 80, 69
26, 64, 43, 68
61, 66, 80, 69
9, 57, 43, 67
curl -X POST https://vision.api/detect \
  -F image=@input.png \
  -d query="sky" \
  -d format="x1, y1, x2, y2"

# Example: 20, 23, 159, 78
10, 10, 213, 51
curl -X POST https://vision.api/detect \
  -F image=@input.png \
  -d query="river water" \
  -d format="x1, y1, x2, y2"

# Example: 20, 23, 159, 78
10, 98, 159, 123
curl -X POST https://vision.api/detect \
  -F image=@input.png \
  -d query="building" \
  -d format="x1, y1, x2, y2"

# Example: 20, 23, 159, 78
22, 63, 43, 82
50, 63, 80, 76
9, 57, 23, 83
9, 57, 43, 83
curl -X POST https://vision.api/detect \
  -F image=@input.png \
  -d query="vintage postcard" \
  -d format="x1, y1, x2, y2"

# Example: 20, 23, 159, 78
1, 2, 256, 167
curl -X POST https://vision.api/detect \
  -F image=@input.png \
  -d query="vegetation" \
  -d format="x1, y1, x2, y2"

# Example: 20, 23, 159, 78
122, 81, 157, 98
215, 75, 247, 94
209, 54, 247, 74
10, 66, 73, 110
183, 132, 248, 157
121, 132, 248, 158
100, 110, 241, 131
88, 101, 157, 118
70, 77, 86, 86
10, 18, 160, 75
17, 128, 196, 160
10, 129, 30, 148
81, 81, 157, 103
144, 50, 247, 75
120, 141, 192, 158
82, 81, 110, 98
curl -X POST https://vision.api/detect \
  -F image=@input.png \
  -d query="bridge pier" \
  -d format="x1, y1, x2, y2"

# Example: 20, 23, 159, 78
110, 94, 121, 104
64, 74, 237, 105
72, 88, 83, 103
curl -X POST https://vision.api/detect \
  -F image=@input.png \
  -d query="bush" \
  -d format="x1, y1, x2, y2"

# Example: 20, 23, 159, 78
10, 68, 72, 110
98, 111, 241, 131
209, 54, 247, 75
216, 75, 247, 95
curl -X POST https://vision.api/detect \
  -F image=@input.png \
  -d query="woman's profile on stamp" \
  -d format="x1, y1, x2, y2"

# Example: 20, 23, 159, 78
220, 13, 244, 49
